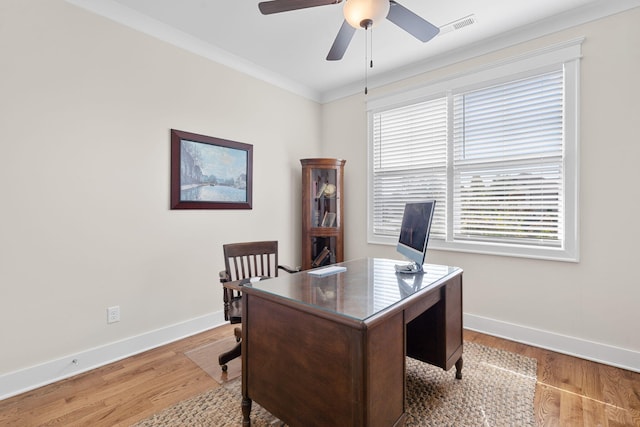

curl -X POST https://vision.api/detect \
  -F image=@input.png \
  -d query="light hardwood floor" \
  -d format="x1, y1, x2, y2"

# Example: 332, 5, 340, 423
1, 324, 638, 426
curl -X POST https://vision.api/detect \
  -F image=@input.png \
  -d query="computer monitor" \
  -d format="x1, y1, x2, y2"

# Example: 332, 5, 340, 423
395, 200, 436, 274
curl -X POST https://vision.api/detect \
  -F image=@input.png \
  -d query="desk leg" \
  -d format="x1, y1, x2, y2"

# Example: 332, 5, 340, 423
242, 397, 252, 426
455, 356, 463, 379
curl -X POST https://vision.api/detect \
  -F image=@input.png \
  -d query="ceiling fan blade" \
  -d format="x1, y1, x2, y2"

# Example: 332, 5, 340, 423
387, 1, 440, 42
326, 20, 356, 61
259, 0, 340, 15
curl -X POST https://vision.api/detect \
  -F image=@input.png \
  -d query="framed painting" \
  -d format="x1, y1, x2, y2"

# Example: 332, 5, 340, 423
170, 129, 253, 209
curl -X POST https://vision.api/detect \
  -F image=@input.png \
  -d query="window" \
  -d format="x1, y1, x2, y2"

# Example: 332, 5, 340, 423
368, 40, 581, 261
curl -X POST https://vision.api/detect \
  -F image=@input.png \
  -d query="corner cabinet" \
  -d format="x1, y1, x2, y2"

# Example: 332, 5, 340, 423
301, 158, 346, 270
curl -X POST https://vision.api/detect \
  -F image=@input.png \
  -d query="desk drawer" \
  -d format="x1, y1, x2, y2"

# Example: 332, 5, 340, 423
404, 289, 441, 323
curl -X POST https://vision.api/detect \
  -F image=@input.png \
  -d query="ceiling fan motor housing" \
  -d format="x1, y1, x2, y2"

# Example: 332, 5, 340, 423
258, 0, 439, 61
344, 0, 390, 29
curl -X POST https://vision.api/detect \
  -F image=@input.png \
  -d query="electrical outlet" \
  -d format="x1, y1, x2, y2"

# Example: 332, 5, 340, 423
107, 306, 120, 324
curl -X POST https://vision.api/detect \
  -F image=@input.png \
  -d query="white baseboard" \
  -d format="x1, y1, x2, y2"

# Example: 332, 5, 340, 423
0, 311, 226, 401
464, 313, 640, 373
3, 311, 638, 401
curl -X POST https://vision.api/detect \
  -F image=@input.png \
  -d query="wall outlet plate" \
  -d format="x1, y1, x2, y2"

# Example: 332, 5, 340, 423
107, 306, 120, 324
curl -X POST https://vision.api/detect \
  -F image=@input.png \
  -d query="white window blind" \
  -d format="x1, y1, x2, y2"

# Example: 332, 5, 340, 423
452, 70, 564, 246
371, 97, 447, 240
367, 39, 580, 261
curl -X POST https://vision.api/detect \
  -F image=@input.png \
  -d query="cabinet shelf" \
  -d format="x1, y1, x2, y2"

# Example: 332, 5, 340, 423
301, 158, 345, 270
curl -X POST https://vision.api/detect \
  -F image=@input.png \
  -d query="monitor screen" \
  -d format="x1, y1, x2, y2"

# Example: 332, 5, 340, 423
396, 200, 436, 273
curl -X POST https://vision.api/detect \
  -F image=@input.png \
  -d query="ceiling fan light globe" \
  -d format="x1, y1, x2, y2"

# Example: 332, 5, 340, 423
343, 0, 390, 29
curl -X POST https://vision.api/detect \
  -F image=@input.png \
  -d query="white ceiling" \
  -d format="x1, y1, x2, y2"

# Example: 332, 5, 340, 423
68, 0, 639, 102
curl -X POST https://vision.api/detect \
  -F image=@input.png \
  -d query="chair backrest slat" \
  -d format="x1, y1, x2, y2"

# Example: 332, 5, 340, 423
223, 241, 279, 282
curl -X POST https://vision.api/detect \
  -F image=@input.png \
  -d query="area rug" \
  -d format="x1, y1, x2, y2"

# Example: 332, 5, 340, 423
134, 342, 536, 426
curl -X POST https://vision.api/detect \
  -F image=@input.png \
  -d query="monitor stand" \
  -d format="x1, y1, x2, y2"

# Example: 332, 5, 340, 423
394, 262, 424, 274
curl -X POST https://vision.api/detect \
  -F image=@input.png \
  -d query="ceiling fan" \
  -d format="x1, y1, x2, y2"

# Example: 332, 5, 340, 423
258, 0, 440, 61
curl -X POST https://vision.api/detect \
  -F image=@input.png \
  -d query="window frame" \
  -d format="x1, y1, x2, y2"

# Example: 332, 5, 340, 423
367, 39, 582, 262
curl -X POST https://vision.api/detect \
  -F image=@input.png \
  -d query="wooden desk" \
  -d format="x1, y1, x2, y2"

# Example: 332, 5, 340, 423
240, 258, 463, 427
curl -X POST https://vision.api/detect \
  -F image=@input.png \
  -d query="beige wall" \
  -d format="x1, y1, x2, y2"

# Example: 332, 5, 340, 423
0, 0, 320, 376
1, 0, 638, 395
322, 8, 640, 362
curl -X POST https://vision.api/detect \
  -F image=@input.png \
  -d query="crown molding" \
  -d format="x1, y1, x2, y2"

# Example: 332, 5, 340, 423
65, 0, 322, 102
321, 0, 640, 103
66, 0, 640, 104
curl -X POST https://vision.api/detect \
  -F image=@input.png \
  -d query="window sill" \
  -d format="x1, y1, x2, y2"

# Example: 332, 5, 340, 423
369, 236, 579, 263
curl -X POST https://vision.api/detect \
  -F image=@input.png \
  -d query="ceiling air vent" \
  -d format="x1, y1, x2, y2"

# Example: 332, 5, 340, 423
439, 14, 476, 35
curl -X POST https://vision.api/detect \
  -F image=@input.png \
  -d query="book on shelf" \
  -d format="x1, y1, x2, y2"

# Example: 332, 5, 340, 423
321, 211, 336, 227
311, 246, 332, 268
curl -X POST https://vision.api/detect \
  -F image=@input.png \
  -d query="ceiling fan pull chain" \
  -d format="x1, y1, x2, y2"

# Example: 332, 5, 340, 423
364, 24, 369, 95
365, 20, 376, 94
370, 23, 374, 69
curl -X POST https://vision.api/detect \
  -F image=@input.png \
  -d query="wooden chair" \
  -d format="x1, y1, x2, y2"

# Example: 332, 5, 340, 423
218, 241, 298, 371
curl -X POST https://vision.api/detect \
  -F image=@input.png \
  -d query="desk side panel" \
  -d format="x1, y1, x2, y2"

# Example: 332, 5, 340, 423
245, 295, 364, 427
444, 274, 463, 370
366, 310, 405, 427
406, 272, 463, 371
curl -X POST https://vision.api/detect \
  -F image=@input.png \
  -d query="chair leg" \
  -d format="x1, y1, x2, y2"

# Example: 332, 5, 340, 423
218, 341, 241, 372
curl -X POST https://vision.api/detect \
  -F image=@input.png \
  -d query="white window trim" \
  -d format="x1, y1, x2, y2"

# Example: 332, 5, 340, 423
367, 38, 582, 262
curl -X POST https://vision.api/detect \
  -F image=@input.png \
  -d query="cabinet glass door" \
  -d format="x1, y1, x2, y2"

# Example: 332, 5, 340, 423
311, 168, 338, 228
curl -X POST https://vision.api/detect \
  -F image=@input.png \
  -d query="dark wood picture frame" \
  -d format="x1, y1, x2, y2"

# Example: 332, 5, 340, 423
170, 129, 253, 210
